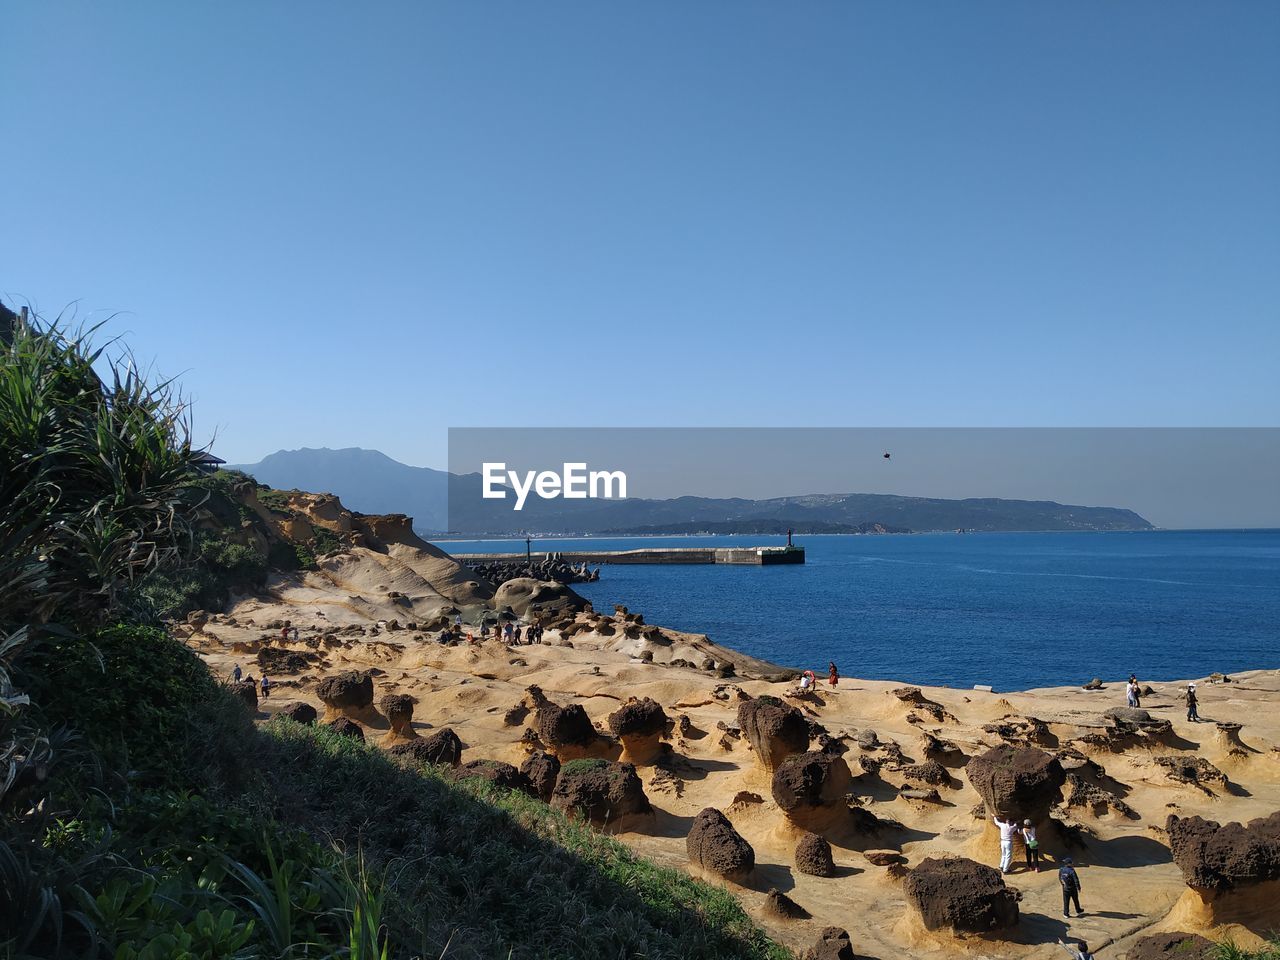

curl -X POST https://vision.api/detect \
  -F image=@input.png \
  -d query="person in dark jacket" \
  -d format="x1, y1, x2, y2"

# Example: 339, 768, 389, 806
1059, 857, 1083, 917
1185, 683, 1200, 722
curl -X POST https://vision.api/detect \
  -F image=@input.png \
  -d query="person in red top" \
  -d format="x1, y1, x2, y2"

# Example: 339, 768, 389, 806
828, 662, 839, 687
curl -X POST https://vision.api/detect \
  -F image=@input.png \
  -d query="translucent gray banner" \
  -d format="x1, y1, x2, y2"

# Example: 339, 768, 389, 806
442, 427, 1279, 535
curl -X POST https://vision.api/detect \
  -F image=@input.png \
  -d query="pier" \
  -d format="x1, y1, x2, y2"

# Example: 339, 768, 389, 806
454, 545, 805, 566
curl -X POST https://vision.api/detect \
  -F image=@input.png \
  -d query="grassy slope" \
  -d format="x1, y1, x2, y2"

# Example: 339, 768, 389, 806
24, 624, 789, 960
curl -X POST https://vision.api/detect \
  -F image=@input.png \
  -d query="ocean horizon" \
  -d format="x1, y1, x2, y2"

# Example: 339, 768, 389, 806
436, 529, 1280, 691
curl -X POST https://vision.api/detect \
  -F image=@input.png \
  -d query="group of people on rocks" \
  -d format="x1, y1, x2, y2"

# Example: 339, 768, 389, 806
796, 662, 840, 694
1125, 671, 1203, 722
230, 662, 271, 699
472, 620, 546, 645
992, 815, 1084, 920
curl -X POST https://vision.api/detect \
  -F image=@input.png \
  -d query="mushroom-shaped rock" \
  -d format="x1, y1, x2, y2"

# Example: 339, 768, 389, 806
686, 807, 754, 883
795, 832, 837, 877
607, 697, 669, 765
390, 727, 463, 767
278, 701, 317, 725
457, 759, 534, 795
903, 857, 1021, 933
737, 696, 810, 774
1166, 812, 1280, 895
1125, 932, 1216, 960
1214, 722, 1249, 756
519, 751, 561, 802
966, 744, 1065, 823
551, 759, 651, 828
764, 888, 809, 920
326, 717, 364, 740
771, 750, 854, 833
316, 670, 376, 723
534, 699, 615, 761
800, 927, 855, 960
378, 693, 417, 740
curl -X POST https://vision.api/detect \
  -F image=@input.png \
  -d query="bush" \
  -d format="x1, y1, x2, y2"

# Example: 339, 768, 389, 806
25, 624, 227, 789
137, 534, 269, 619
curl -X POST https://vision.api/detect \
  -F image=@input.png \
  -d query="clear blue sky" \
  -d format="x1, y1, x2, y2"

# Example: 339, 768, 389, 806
4, 2, 1277, 468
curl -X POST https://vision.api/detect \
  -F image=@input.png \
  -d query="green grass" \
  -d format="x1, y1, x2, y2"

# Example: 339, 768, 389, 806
254, 718, 790, 960
14, 624, 789, 959
1213, 938, 1280, 960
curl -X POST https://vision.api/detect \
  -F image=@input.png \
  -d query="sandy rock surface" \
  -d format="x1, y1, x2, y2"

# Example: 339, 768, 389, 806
187, 547, 1280, 959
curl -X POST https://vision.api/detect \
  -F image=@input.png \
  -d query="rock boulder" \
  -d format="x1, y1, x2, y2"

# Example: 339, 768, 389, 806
551, 759, 651, 827
278, 701, 317, 725
520, 751, 561, 801
390, 727, 462, 766
686, 807, 755, 882
1166, 812, 1280, 893
903, 857, 1021, 933
771, 750, 854, 833
795, 831, 837, 877
1124, 932, 1215, 960
457, 759, 534, 795
737, 696, 810, 774
966, 744, 1065, 823
316, 670, 376, 723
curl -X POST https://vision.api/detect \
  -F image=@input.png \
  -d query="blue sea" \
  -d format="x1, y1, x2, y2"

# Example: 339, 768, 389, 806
434, 531, 1280, 691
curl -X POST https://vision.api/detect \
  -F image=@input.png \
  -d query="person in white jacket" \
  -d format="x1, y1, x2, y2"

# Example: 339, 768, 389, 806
994, 816, 1019, 873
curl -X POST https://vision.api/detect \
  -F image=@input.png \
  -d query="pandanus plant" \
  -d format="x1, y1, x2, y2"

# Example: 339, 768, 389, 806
0, 303, 207, 955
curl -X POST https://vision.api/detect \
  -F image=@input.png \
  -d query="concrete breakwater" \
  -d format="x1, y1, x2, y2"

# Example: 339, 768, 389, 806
454, 545, 804, 566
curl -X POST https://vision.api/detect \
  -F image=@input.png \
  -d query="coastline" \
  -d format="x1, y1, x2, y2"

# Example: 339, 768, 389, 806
175, 522, 1280, 957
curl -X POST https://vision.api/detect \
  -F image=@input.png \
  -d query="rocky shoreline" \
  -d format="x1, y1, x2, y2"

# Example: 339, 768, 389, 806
177, 490, 1280, 958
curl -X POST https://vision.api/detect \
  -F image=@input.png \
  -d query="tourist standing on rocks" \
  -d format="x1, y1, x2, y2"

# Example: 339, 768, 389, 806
1126, 677, 1141, 708
260, 675, 271, 699
232, 664, 242, 683
828, 662, 839, 688
513, 624, 523, 644
995, 816, 1019, 873
1059, 857, 1083, 917
1185, 683, 1200, 722
1022, 819, 1041, 872
1058, 938, 1094, 959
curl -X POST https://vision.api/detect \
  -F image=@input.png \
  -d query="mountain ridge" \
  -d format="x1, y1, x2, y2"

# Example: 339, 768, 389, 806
231, 447, 1154, 535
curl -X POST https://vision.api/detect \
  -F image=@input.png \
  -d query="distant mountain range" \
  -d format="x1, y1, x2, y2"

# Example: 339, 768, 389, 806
229, 447, 1154, 536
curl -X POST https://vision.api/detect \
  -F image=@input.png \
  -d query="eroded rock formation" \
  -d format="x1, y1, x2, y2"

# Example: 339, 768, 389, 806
903, 857, 1021, 933
551, 759, 651, 827
607, 697, 669, 765
772, 750, 854, 833
795, 831, 837, 877
379, 693, 417, 741
316, 670, 377, 723
390, 727, 462, 766
738, 696, 810, 774
686, 807, 755, 882
520, 751, 561, 802
966, 743, 1066, 823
